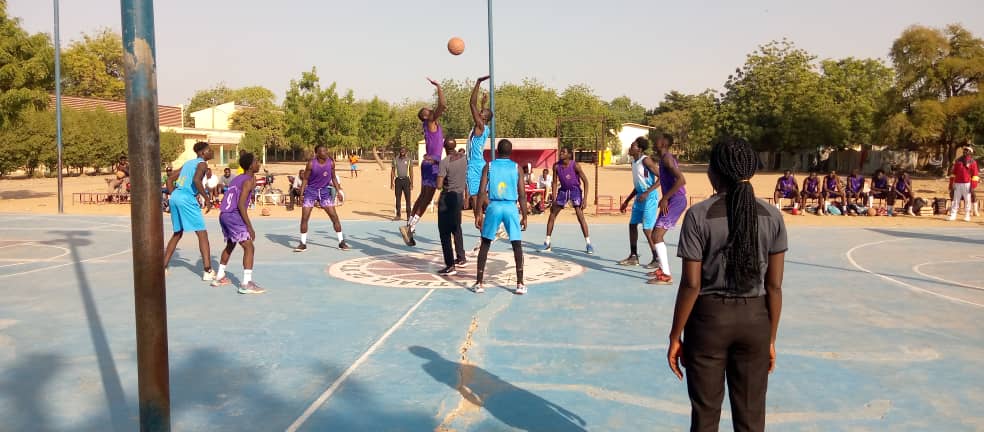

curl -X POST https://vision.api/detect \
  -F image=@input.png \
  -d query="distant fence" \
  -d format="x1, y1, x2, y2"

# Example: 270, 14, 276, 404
758, 149, 930, 174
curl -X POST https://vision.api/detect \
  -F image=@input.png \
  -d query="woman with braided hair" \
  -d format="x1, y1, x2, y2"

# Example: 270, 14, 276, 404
667, 137, 787, 432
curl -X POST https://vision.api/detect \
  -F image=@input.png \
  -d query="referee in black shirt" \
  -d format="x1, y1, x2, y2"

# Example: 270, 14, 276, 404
391, 147, 413, 221
435, 138, 468, 275
668, 136, 787, 432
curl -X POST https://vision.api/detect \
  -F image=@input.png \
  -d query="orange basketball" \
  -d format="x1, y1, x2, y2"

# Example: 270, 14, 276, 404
260, 207, 271, 216
447, 37, 465, 55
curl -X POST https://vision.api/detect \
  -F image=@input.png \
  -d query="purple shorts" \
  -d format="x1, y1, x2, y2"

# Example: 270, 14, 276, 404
303, 186, 336, 208
421, 160, 439, 188
777, 190, 797, 198
554, 188, 583, 208
655, 194, 687, 230
219, 212, 251, 243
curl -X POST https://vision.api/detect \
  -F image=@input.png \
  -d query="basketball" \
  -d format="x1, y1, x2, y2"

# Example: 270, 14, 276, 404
791, 208, 799, 215
867, 208, 877, 216
260, 207, 271, 216
447, 37, 465, 55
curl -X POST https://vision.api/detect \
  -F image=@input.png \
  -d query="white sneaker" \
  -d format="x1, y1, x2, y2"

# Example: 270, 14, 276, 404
470, 282, 485, 294
948, 214, 957, 221
514, 284, 527, 295
964, 215, 972, 222
202, 269, 216, 281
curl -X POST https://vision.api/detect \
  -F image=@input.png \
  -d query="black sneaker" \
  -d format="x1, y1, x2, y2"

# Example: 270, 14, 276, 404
338, 241, 350, 251
455, 257, 467, 268
437, 266, 457, 276
408, 233, 417, 247
294, 243, 307, 252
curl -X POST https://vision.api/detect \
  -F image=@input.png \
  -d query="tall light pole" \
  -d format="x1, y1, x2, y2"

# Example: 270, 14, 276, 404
487, 0, 496, 157
120, 0, 170, 430
53, 0, 63, 213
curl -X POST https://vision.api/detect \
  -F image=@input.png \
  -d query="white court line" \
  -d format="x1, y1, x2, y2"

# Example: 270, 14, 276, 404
845, 239, 984, 308
0, 248, 132, 279
0, 242, 30, 249
0, 243, 70, 268
912, 258, 984, 292
285, 288, 436, 432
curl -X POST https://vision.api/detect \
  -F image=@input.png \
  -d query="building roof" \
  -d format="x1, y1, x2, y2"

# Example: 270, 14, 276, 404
48, 94, 184, 128
620, 122, 656, 130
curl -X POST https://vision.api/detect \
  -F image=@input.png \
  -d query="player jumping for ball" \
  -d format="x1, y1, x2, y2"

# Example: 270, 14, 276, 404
401, 78, 447, 247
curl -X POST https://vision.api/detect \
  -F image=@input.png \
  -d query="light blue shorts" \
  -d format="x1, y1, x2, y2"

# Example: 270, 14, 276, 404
482, 201, 521, 241
629, 191, 659, 229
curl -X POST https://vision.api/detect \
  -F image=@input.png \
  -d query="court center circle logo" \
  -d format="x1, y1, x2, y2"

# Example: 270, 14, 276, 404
328, 251, 584, 289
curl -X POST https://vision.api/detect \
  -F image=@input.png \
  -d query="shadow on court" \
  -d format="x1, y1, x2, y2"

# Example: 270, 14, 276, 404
410, 346, 588, 432
866, 228, 984, 245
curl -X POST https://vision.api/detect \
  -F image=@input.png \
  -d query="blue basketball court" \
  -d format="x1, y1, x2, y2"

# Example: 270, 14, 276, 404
0, 214, 981, 431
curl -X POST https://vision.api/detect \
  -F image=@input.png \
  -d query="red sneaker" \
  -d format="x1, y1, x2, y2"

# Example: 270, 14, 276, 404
647, 273, 673, 285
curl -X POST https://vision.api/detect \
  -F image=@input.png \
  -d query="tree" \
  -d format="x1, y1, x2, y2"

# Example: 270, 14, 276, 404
886, 24, 984, 160
184, 84, 276, 127
606, 95, 647, 125
558, 84, 609, 152
160, 131, 184, 166
62, 28, 125, 100
230, 106, 287, 158
820, 58, 893, 147
647, 90, 719, 160
282, 68, 358, 152
718, 39, 838, 152
0, 2, 53, 128
0, 109, 55, 176
389, 101, 427, 152
358, 97, 394, 168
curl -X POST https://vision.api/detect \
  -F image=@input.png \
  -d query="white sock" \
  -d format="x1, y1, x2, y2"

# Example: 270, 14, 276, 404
337, 232, 344, 242
585, 236, 591, 245
656, 242, 670, 276
409, 215, 420, 227
545, 235, 551, 244
216, 264, 227, 279
793, 202, 799, 209
301, 233, 308, 244
243, 269, 252, 285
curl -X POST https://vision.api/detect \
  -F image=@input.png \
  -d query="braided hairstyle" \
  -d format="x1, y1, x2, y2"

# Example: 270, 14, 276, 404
709, 136, 760, 294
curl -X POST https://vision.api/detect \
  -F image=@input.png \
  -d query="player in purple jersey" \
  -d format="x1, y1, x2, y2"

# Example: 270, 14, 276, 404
773, 170, 800, 209
211, 152, 265, 294
822, 170, 846, 215
295, 144, 349, 252
401, 78, 447, 247
893, 169, 915, 215
800, 172, 823, 214
647, 133, 687, 285
541, 147, 593, 254
844, 169, 866, 207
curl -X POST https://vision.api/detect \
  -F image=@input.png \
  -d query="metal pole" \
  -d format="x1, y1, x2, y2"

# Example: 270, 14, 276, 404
54, 0, 63, 214
119, 1, 170, 430
487, 0, 496, 158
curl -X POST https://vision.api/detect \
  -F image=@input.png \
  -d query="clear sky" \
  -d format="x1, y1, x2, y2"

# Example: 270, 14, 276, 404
9, 0, 984, 108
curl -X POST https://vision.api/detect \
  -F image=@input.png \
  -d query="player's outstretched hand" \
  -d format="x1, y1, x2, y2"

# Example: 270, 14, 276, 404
476, 75, 490, 82
427, 77, 440, 87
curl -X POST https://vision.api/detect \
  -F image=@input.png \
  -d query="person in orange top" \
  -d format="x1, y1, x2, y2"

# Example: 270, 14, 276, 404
348, 154, 360, 178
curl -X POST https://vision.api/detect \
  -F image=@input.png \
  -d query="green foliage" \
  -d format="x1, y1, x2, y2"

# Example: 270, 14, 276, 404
230, 106, 287, 151
185, 84, 276, 127
0, 2, 53, 129
283, 68, 359, 152
238, 130, 267, 157
358, 97, 394, 150
647, 90, 719, 160
821, 58, 894, 147
62, 28, 125, 100
885, 24, 984, 157
160, 130, 184, 164
61, 108, 127, 171
718, 39, 838, 152
0, 109, 54, 176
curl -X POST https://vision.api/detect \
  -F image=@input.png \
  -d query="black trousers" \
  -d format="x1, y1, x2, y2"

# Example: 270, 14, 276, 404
437, 191, 465, 267
684, 295, 770, 432
394, 177, 411, 217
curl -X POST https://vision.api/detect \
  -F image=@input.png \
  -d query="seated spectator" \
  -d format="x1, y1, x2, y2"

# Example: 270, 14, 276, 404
107, 155, 130, 193
845, 169, 866, 205
893, 169, 914, 215
800, 172, 822, 214
822, 170, 846, 214
217, 167, 232, 196
536, 168, 551, 190
867, 169, 891, 207
773, 170, 800, 210
204, 168, 220, 205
